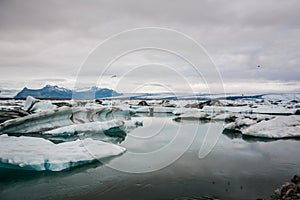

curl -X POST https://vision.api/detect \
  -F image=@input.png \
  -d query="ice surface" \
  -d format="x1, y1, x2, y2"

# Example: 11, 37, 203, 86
174, 103, 297, 116
0, 134, 125, 171
251, 105, 297, 115
262, 93, 300, 102
243, 115, 300, 138
44, 119, 125, 136
223, 115, 275, 131
173, 108, 196, 115
0, 106, 133, 134
130, 106, 176, 113
202, 106, 252, 113
23, 96, 57, 113
23, 96, 39, 111
223, 114, 300, 139
173, 110, 210, 121
173, 108, 240, 122
30, 101, 57, 113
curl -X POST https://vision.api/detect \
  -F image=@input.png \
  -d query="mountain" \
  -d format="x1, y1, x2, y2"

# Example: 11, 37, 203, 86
14, 85, 122, 99
15, 85, 72, 99
72, 86, 122, 99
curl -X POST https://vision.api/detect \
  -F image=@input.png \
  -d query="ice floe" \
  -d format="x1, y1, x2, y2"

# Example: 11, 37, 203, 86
224, 115, 300, 139
242, 115, 300, 138
262, 93, 300, 102
0, 134, 125, 171
130, 105, 176, 113
44, 119, 125, 136
0, 106, 133, 134
23, 96, 57, 113
173, 109, 238, 122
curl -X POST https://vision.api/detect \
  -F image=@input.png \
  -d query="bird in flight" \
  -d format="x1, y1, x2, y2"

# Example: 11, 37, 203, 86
111, 75, 117, 78
257, 65, 261, 68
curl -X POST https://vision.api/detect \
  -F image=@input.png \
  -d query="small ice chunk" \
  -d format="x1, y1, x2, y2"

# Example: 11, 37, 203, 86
30, 101, 57, 113
23, 96, 39, 111
22, 96, 57, 113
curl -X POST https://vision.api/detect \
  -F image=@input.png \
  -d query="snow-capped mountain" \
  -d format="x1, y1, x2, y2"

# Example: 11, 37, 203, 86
15, 85, 72, 99
14, 85, 122, 99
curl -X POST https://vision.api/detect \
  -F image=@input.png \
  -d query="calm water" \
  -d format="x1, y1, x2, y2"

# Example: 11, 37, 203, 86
1, 114, 300, 200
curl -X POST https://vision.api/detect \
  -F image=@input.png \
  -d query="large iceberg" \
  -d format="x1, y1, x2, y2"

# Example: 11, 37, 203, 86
243, 115, 300, 138
224, 115, 300, 139
0, 98, 140, 171
0, 106, 133, 134
0, 134, 125, 171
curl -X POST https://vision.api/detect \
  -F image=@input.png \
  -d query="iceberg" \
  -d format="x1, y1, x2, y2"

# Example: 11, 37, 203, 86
223, 114, 275, 132
0, 106, 133, 134
223, 115, 300, 139
173, 108, 239, 122
173, 110, 210, 121
172, 107, 196, 115
251, 105, 297, 115
262, 93, 300, 102
23, 96, 57, 113
202, 105, 252, 113
202, 105, 297, 115
44, 119, 125, 136
23, 96, 39, 111
130, 105, 176, 113
30, 101, 57, 113
0, 134, 125, 171
243, 115, 300, 138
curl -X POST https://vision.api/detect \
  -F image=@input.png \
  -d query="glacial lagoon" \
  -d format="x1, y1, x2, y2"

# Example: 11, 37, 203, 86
1, 110, 300, 200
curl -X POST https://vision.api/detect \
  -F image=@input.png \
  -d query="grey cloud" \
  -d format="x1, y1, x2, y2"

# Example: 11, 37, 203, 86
0, 0, 299, 93
32, 78, 67, 82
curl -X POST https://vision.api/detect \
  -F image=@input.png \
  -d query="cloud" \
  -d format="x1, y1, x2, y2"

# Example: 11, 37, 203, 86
0, 0, 299, 93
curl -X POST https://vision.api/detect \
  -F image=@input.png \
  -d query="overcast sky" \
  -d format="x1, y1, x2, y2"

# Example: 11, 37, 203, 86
0, 0, 299, 94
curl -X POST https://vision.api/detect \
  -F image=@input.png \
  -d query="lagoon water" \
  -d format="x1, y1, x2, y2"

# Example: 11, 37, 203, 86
1, 114, 300, 200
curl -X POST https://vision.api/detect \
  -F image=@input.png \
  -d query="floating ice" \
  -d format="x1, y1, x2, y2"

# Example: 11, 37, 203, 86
223, 114, 275, 131
44, 119, 125, 136
23, 96, 39, 111
262, 93, 300, 102
251, 105, 297, 115
0, 134, 125, 171
23, 96, 57, 113
172, 108, 196, 115
173, 110, 210, 121
175, 104, 297, 116
130, 106, 176, 113
223, 115, 300, 139
243, 115, 300, 138
0, 106, 133, 134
